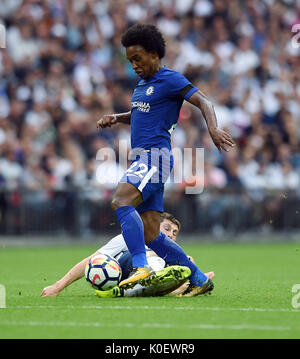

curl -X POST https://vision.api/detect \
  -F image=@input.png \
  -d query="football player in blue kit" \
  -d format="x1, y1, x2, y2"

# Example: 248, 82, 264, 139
97, 24, 235, 297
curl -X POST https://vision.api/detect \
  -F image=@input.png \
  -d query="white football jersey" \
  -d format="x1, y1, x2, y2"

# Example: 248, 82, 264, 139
97, 234, 166, 270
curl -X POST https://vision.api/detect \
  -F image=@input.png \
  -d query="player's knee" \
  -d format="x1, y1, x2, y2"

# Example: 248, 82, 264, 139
111, 193, 140, 211
111, 196, 128, 211
111, 196, 120, 211
111, 183, 143, 211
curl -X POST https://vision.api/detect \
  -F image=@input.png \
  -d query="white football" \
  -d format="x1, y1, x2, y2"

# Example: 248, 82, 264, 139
85, 253, 122, 291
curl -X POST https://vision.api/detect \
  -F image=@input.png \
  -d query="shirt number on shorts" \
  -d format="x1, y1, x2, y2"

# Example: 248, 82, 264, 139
127, 161, 148, 178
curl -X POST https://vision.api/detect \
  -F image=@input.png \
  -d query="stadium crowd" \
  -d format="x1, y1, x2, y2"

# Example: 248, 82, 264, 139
0, 0, 299, 234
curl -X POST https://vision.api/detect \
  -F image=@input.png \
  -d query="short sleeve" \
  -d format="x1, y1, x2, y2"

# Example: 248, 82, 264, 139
165, 71, 198, 100
97, 234, 128, 258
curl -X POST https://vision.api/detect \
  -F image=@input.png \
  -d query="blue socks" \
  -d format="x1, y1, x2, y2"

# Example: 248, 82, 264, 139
147, 232, 208, 287
115, 206, 148, 268
115, 206, 208, 286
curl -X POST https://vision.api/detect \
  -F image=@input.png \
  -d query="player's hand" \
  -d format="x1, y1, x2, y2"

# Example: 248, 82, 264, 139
40, 284, 60, 297
96, 114, 117, 129
208, 127, 235, 153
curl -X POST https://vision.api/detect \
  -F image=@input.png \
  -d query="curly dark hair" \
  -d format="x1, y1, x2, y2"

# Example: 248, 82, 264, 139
121, 24, 166, 59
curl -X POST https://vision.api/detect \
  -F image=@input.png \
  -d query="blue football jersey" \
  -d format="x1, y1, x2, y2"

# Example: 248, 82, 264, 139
130, 66, 198, 151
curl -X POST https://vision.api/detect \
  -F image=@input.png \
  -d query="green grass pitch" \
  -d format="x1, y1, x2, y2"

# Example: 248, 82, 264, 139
0, 241, 300, 339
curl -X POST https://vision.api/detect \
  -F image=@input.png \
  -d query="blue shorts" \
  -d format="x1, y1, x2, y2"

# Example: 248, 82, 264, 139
120, 148, 174, 213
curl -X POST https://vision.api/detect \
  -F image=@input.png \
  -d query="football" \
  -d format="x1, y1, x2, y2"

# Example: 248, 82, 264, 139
85, 253, 122, 291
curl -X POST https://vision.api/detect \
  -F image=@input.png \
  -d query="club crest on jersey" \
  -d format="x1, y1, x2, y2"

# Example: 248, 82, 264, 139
146, 86, 154, 96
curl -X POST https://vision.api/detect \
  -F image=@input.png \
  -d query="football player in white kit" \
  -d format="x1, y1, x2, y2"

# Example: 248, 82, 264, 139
40, 213, 214, 298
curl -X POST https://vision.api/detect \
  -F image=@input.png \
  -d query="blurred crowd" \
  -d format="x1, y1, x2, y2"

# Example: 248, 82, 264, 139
0, 0, 300, 233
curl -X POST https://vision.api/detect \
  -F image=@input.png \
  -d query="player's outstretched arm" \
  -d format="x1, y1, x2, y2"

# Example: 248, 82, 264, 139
187, 90, 235, 153
40, 252, 98, 297
97, 111, 131, 129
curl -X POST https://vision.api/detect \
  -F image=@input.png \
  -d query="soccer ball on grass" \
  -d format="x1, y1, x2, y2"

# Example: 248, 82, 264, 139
85, 253, 122, 291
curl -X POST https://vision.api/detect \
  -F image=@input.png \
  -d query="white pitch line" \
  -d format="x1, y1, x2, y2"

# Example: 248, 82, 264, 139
0, 320, 291, 332
7, 305, 300, 313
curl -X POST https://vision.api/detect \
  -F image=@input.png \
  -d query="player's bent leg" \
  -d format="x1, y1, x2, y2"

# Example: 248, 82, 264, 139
147, 232, 210, 288
117, 208, 163, 289
118, 211, 165, 289
139, 265, 191, 288
112, 182, 152, 288
96, 265, 191, 298
117, 210, 162, 289
125, 266, 190, 297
